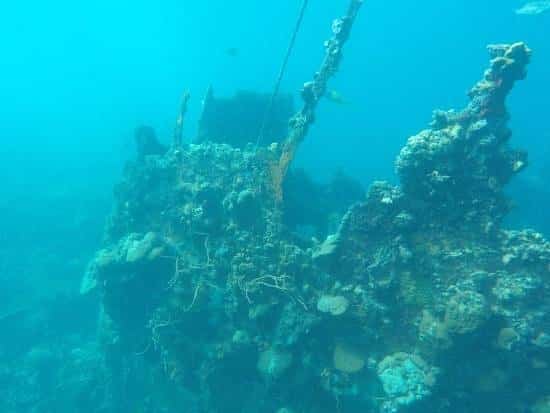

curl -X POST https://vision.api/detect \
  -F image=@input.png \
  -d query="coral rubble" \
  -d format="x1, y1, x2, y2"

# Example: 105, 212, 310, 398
79, 42, 550, 413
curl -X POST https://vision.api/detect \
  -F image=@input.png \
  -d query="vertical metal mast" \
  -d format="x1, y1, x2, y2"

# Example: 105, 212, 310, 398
273, 0, 364, 197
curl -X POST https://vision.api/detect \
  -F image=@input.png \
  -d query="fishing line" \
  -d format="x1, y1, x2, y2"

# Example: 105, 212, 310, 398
256, 0, 310, 149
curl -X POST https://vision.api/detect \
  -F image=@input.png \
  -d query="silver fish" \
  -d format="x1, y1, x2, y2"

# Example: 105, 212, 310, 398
515, 0, 550, 15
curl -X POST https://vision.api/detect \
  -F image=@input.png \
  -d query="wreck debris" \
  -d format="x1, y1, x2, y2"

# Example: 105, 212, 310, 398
197, 89, 293, 148
134, 125, 167, 159
172, 90, 190, 149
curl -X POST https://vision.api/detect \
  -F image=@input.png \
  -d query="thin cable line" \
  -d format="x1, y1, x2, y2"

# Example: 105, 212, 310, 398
256, 0, 310, 149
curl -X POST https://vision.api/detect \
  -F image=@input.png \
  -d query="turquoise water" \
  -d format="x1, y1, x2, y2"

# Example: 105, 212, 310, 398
0, 1, 549, 412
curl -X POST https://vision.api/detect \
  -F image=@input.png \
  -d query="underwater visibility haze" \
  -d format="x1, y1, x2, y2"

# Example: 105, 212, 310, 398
1, 1, 550, 412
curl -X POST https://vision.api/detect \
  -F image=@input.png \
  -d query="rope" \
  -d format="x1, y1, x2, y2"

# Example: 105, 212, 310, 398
256, 0, 310, 149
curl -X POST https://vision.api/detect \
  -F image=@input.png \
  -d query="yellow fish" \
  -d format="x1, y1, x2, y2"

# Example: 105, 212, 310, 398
326, 89, 350, 105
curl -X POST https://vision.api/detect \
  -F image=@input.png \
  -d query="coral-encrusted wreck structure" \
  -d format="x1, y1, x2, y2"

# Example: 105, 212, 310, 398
83, 33, 549, 413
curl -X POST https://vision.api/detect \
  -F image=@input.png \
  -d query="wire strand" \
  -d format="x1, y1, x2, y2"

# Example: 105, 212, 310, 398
256, 0, 309, 149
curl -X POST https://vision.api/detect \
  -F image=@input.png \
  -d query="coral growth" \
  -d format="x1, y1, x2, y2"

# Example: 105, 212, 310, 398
77, 42, 550, 413
396, 43, 531, 232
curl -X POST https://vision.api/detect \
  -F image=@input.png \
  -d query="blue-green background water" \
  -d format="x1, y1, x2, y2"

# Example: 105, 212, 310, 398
0, 0, 548, 407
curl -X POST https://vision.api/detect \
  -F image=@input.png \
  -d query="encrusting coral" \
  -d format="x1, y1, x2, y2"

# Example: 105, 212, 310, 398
396, 43, 531, 233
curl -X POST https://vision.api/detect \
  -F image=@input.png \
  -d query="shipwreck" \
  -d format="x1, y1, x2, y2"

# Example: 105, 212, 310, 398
77, 1, 550, 413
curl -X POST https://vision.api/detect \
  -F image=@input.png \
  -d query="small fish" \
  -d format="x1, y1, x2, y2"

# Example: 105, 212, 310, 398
326, 89, 350, 105
515, 0, 550, 15
225, 47, 240, 57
